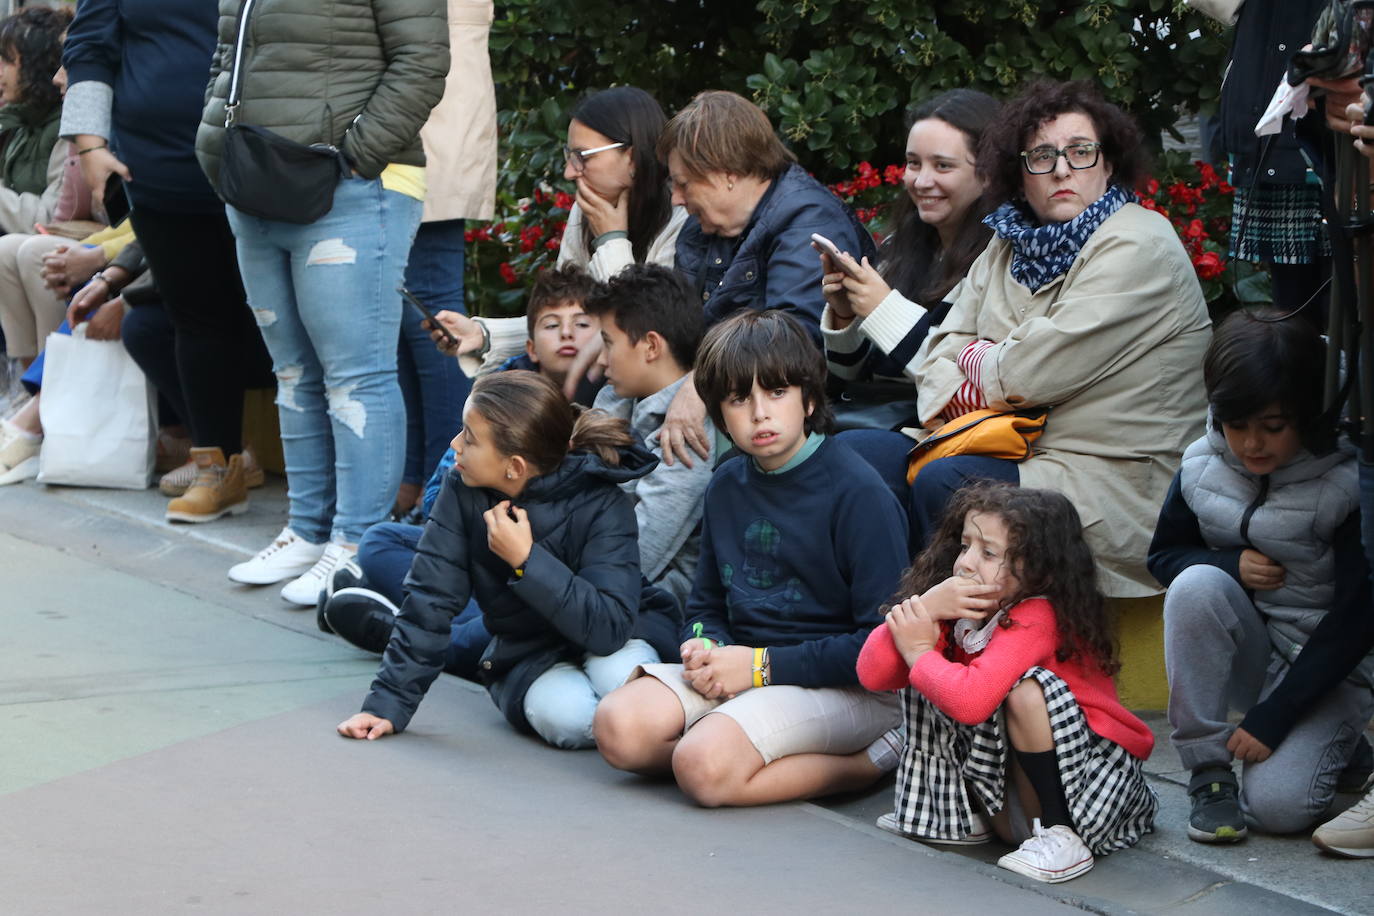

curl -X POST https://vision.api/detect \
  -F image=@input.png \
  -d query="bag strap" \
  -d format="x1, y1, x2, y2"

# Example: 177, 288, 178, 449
224, 0, 258, 127
914, 407, 1050, 453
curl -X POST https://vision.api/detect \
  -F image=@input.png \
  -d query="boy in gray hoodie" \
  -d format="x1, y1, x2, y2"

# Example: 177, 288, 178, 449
586, 265, 715, 608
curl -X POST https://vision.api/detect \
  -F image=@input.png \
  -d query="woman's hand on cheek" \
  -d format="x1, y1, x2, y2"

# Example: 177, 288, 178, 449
575, 178, 628, 237
886, 598, 939, 666
483, 500, 533, 570
921, 576, 1000, 621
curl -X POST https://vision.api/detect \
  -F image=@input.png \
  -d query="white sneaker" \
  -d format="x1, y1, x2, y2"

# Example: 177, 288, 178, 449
280, 542, 357, 607
997, 819, 1094, 883
228, 527, 326, 585
876, 809, 991, 846
0, 431, 41, 485
1312, 788, 1374, 858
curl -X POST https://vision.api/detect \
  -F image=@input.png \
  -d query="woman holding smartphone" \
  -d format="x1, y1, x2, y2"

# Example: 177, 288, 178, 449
819, 89, 1002, 507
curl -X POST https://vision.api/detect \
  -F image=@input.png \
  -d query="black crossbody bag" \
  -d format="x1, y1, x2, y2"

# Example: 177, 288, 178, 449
216, 0, 347, 224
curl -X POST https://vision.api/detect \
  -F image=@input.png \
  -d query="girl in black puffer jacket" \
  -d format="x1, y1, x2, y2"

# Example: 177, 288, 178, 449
339, 370, 678, 748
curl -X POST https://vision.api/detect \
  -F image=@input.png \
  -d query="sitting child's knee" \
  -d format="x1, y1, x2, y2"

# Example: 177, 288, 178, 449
1004, 678, 1046, 722
525, 696, 595, 751
672, 738, 735, 808
592, 690, 652, 770
1240, 776, 1326, 835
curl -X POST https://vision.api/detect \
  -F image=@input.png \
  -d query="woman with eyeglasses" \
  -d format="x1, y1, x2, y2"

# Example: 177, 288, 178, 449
431, 86, 685, 375
909, 80, 1210, 598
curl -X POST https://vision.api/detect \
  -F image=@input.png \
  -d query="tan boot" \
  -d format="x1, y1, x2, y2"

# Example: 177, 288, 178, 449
160, 444, 265, 497
165, 447, 248, 523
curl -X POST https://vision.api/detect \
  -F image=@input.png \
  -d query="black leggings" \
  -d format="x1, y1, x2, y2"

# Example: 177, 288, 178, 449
128, 206, 272, 455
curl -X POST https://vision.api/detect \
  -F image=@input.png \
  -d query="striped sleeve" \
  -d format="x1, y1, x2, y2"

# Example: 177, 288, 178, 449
939, 339, 994, 421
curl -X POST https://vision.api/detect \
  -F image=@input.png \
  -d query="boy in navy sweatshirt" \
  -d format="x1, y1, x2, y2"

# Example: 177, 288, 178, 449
594, 309, 908, 807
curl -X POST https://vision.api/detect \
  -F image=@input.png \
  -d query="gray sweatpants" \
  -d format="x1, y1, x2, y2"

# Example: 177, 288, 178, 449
1163, 564, 1374, 833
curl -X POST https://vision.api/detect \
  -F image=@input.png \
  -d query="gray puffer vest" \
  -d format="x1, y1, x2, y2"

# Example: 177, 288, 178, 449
195, 0, 448, 185
1179, 422, 1367, 684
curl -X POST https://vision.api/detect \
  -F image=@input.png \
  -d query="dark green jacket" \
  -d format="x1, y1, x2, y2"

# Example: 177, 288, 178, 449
195, 0, 448, 185
0, 102, 61, 197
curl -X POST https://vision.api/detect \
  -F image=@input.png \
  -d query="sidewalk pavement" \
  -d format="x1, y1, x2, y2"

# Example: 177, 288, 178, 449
1, 475, 1369, 914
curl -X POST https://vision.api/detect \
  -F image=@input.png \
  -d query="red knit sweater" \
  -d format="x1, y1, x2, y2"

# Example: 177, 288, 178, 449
857, 598, 1154, 761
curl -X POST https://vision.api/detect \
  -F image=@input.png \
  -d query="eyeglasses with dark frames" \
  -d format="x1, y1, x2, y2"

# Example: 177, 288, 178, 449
1020, 142, 1103, 175
562, 141, 626, 173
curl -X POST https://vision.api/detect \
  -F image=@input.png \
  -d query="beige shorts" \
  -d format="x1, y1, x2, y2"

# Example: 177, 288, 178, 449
635, 662, 901, 765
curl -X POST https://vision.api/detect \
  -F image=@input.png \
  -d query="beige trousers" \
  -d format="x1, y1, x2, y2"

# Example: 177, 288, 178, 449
0, 233, 69, 359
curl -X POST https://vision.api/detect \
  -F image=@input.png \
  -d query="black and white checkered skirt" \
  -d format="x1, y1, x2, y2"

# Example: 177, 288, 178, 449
887, 666, 1157, 855
1229, 183, 1330, 265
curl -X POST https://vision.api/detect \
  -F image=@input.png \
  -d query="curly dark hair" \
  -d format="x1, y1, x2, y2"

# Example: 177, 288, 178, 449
525, 264, 599, 338
976, 80, 1147, 209
887, 482, 1119, 676
0, 5, 70, 114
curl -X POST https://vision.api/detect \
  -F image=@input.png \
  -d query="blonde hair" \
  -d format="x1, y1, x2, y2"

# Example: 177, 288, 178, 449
657, 91, 795, 181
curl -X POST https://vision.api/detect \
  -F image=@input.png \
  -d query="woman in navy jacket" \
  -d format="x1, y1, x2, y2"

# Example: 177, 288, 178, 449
655, 90, 875, 466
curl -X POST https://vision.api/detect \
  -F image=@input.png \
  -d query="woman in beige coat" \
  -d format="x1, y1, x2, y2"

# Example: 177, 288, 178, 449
911, 81, 1210, 597
389, 0, 499, 522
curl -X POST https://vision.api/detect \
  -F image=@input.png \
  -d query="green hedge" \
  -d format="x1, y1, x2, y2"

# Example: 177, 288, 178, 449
471, 0, 1231, 316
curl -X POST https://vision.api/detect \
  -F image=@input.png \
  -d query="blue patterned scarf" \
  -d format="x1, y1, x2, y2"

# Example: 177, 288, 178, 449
982, 184, 1132, 292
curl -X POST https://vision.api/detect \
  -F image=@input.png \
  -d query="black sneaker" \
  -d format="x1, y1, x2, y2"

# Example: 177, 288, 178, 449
323, 587, 401, 655
315, 557, 366, 634
1187, 768, 1247, 843
1338, 735, 1374, 794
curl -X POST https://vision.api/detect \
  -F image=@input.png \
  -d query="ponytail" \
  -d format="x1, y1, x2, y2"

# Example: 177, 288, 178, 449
468, 371, 632, 475
570, 406, 634, 466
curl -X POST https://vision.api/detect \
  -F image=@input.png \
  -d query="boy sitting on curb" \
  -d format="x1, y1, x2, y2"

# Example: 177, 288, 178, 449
585, 264, 715, 611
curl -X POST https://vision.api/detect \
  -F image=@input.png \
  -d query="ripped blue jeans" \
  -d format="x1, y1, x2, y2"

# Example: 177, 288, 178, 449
227, 175, 423, 544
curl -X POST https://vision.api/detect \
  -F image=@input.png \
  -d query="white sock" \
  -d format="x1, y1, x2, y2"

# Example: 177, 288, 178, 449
866, 726, 905, 773
2, 417, 39, 441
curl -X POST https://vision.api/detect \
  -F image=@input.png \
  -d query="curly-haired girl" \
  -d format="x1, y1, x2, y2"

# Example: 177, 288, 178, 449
858, 483, 1156, 883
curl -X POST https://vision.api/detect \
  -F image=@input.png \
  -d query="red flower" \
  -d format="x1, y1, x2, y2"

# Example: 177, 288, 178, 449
884, 164, 905, 185
1183, 218, 1206, 241
1196, 161, 1219, 190
553, 191, 575, 211
533, 188, 548, 205
1218, 181, 1234, 195
545, 237, 560, 250
463, 229, 476, 243
1166, 182, 1191, 204
499, 262, 518, 285
1192, 251, 1225, 281
1144, 178, 1160, 197
474, 225, 492, 243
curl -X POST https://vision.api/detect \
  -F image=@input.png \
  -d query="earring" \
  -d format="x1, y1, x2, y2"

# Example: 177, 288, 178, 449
727, 180, 734, 191
506, 471, 513, 479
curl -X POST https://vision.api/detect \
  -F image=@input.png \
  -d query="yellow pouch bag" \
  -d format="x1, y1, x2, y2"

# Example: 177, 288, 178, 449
905, 407, 1050, 484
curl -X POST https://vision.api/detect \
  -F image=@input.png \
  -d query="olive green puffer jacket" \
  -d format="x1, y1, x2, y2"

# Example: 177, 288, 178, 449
195, 0, 448, 186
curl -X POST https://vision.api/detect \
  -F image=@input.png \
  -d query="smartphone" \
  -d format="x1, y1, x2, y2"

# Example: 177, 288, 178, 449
102, 174, 131, 227
810, 232, 865, 279
398, 286, 459, 348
